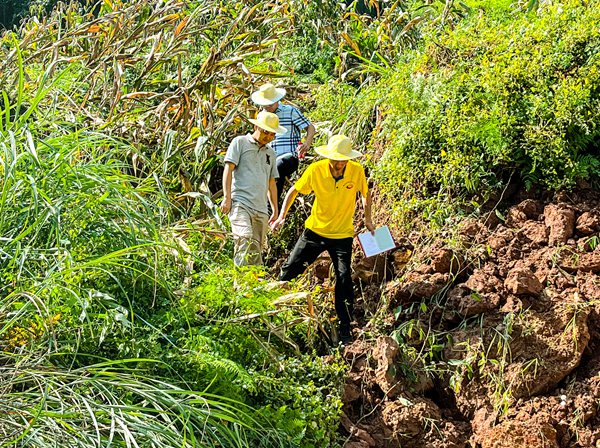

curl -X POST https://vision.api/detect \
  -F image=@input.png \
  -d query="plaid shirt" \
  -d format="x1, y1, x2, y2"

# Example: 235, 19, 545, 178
271, 104, 311, 158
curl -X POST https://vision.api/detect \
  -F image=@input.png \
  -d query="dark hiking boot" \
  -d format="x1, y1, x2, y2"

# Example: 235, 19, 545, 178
339, 325, 353, 346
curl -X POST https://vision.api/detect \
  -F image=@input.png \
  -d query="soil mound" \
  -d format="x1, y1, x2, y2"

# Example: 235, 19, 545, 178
342, 190, 600, 447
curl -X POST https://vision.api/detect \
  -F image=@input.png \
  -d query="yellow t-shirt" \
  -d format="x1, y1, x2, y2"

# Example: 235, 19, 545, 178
294, 159, 368, 239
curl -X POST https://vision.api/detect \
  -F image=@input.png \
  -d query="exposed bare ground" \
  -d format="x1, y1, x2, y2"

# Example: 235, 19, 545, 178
327, 189, 600, 448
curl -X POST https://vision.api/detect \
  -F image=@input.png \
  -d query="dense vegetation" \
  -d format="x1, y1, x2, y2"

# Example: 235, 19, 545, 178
0, 0, 598, 447
311, 0, 600, 228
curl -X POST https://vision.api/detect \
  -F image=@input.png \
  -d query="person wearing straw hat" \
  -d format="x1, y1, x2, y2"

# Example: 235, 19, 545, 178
221, 110, 287, 267
251, 83, 315, 208
270, 134, 374, 345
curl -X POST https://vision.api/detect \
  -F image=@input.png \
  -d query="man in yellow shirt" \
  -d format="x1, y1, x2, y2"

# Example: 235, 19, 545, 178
271, 135, 374, 344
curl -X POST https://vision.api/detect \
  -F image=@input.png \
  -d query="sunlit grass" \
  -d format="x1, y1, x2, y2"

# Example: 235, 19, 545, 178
0, 358, 286, 447
0, 67, 286, 447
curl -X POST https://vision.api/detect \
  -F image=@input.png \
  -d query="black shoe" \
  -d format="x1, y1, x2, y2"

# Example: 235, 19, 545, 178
339, 325, 353, 346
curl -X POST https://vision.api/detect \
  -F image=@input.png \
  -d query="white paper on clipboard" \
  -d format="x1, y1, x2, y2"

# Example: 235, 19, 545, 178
357, 225, 396, 257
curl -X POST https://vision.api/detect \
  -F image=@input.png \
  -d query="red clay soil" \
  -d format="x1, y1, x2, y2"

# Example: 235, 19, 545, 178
339, 189, 600, 448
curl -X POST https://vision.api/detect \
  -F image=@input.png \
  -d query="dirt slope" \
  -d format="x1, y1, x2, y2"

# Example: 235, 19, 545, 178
341, 189, 600, 448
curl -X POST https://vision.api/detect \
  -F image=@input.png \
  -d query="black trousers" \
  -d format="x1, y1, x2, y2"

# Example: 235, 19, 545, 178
275, 154, 299, 207
279, 229, 354, 329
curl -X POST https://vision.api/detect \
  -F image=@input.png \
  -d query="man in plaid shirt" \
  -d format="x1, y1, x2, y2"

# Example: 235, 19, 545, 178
252, 83, 316, 207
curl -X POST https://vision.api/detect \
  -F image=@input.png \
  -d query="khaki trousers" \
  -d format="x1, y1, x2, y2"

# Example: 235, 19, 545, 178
229, 203, 268, 267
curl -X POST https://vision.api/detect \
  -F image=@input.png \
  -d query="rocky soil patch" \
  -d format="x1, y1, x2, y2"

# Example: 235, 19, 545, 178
341, 190, 600, 447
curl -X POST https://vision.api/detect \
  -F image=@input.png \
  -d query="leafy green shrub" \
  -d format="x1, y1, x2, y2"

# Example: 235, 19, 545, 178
124, 264, 348, 447
279, 33, 336, 82
253, 354, 346, 448
375, 0, 600, 208
310, 80, 380, 145
310, 1, 600, 229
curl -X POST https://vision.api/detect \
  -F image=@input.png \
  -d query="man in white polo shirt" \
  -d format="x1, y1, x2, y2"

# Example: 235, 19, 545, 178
221, 111, 287, 266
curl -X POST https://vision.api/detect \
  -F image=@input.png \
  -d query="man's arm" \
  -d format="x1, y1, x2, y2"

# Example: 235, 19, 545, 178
220, 162, 235, 214
298, 124, 315, 157
362, 189, 375, 233
268, 177, 278, 224
270, 186, 299, 231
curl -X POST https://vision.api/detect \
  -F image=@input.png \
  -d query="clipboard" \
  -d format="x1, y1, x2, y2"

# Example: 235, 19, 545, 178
357, 225, 396, 257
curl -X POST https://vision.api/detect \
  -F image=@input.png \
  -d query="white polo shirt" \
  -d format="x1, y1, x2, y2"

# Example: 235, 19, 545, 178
224, 134, 279, 215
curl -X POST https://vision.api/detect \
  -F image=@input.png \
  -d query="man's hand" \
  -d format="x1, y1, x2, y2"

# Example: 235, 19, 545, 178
220, 197, 231, 215
297, 141, 310, 158
365, 218, 375, 235
269, 211, 278, 227
270, 216, 285, 232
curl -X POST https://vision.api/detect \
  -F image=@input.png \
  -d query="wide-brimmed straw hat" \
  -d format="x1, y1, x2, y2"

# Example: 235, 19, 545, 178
249, 111, 287, 135
315, 134, 363, 161
251, 83, 286, 106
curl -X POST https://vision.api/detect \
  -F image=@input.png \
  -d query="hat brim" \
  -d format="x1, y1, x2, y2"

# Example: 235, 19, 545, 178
315, 145, 363, 161
248, 119, 287, 135
251, 87, 286, 106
